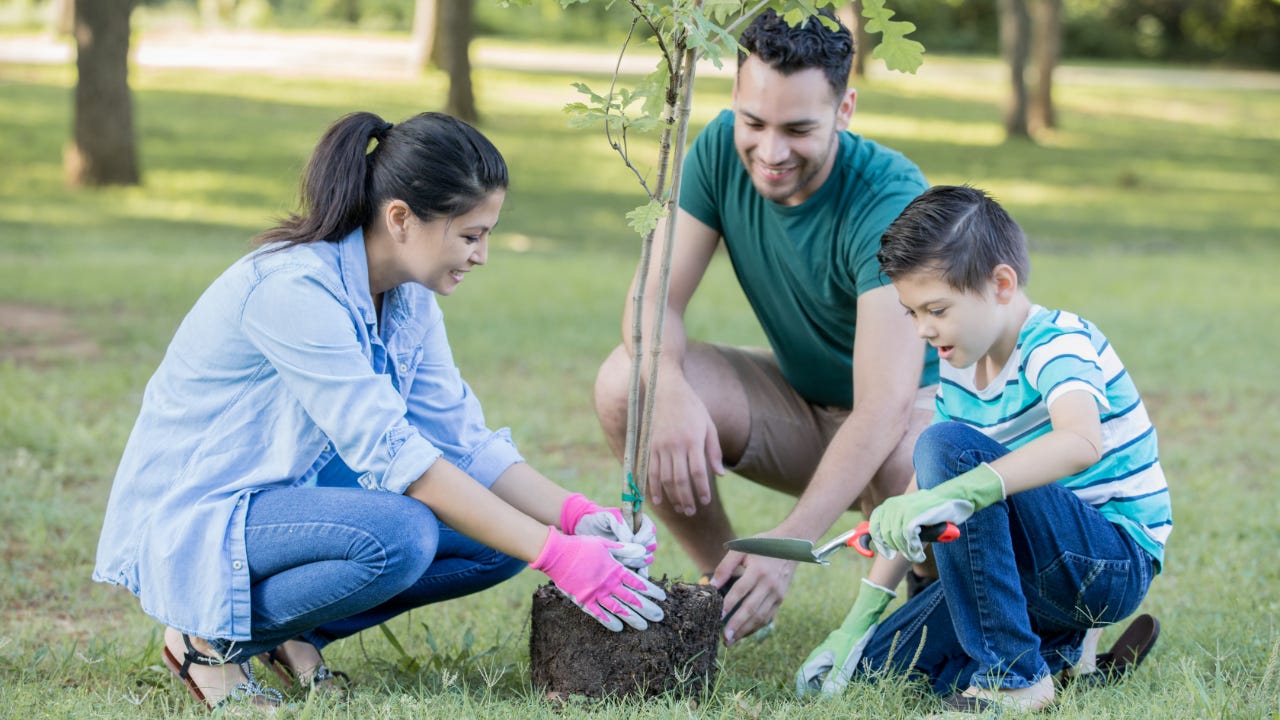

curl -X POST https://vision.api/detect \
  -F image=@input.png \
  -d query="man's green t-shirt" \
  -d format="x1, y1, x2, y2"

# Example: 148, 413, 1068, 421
679, 110, 937, 407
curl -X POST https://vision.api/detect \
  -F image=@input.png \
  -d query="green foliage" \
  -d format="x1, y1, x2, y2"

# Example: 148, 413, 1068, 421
625, 197, 666, 235
861, 0, 924, 73
565, 82, 659, 135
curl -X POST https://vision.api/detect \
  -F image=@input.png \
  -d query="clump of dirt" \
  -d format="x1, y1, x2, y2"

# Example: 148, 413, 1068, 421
0, 303, 99, 366
530, 578, 722, 699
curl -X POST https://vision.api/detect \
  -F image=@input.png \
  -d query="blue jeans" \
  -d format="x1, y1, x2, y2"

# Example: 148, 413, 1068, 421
858, 422, 1154, 695
209, 464, 526, 661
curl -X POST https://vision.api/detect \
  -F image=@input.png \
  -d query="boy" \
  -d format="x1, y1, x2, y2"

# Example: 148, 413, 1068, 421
796, 185, 1170, 713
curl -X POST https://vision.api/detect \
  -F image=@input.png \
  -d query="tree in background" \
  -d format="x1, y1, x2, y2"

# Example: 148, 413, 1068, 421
438, 0, 476, 122
411, 0, 476, 122
65, 0, 140, 187
999, 0, 1061, 141
999, 0, 1031, 140
410, 0, 437, 70
1030, 0, 1061, 132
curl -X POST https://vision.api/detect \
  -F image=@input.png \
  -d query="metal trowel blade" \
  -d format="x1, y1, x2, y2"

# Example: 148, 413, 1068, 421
724, 537, 828, 564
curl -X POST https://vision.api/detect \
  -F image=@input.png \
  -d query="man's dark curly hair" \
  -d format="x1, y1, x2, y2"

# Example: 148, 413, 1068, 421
738, 8, 854, 101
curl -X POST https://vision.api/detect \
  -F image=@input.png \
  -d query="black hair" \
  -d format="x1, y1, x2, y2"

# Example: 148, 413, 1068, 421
737, 8, 854, 100
256, 111, 508, 248
878, 185, 1031, 292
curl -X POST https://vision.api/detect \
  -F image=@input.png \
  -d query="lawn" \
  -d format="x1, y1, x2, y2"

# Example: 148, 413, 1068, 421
1, 43, 1278, 719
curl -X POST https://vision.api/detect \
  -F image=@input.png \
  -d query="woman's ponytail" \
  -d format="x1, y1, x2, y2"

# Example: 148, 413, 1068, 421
255, 112, 390, 248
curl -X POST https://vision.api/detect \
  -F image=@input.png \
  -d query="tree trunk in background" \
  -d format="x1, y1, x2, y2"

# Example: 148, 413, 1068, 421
1030, 0, 1062, 132
431, 1, 448, 69
50, 0, 74, 36
66, 0, 140, 187
837, 1, 871, 79
439, 0, 477, 122
999, 0, 1031, 140
410, 0, 436, 71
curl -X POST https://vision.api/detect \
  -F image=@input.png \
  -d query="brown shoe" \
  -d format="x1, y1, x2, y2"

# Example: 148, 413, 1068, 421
1063, 614, 1160, 688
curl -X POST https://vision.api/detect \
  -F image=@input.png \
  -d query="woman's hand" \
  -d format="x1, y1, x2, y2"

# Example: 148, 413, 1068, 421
531, 528, 666, 631
560, 493, 657, 571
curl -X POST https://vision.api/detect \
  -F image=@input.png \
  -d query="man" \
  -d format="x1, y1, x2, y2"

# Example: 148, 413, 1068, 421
594, 9, 936, 645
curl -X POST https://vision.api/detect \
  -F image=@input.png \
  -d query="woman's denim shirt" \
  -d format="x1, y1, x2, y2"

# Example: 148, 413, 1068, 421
93, 229, 523, 640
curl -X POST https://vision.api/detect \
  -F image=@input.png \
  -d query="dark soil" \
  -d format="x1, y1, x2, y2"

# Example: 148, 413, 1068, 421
529, 578, 722, 699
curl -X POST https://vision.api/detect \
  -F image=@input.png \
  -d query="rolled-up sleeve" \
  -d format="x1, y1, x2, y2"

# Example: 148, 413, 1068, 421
240, 265, 443, 493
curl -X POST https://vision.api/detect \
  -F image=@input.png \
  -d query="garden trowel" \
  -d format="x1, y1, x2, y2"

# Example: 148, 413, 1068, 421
725, 520, 960, 565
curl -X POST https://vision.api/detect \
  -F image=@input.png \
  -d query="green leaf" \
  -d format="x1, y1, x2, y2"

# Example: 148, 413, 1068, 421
861, 0, 925, 73
626, 199, 667, 236
871, 34, 926, 74
703, 0, 743, 24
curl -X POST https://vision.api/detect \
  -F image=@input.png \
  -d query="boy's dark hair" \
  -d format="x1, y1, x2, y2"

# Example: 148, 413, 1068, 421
878, 185, 1031, 292
256, 111, 508, 249
738, 8, 853, 100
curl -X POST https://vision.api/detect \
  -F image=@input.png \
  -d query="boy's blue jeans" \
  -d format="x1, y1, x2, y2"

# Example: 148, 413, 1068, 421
209, 473, 526, 661
858, 422, 1154, 695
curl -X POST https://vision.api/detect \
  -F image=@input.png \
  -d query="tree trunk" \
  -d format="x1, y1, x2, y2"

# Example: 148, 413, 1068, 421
439, 0, 476, 122
410, 0, 436, 71
66, 0, 140, 187
431, 1, 448, 70
1030, 0, 1061, 132
49, 0, 74, 36
998, 0, 1031, 140
838, 0, 872, 79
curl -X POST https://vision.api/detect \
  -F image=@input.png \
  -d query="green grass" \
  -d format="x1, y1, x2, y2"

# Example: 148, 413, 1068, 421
2, 47, 1279, 719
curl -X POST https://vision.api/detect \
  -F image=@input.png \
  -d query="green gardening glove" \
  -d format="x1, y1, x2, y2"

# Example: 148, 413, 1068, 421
795, 578, 897, 696
869, 463, 1006, 563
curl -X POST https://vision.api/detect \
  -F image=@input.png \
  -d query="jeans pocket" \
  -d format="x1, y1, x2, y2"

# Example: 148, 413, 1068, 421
1035, 552, 1135, 627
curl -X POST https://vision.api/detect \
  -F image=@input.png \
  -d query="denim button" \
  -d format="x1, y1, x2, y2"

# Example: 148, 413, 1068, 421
232, 561, 243, 570
398, 363, 408, 373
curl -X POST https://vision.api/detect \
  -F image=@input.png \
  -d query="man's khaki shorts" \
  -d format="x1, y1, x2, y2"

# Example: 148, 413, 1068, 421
713, 344, 936, 490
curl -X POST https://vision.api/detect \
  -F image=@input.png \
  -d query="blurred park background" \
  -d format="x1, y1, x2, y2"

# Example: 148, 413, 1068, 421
1, 1, 1279, 718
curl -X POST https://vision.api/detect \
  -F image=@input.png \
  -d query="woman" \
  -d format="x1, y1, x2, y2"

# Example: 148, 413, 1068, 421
94, 111, 663, 712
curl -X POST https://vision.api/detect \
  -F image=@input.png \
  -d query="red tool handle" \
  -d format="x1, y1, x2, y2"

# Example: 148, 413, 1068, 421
847, 520, 961, 558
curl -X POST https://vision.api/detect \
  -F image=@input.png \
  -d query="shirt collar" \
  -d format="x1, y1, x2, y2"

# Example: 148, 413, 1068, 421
337, 228, 378, 329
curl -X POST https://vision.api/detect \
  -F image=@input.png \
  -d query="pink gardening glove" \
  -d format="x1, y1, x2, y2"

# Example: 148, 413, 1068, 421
531, 527, 666, 632
560, 493, 658, 571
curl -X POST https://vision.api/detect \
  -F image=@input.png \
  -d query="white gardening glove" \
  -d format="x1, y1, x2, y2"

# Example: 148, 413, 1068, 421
559, 493, 657, 572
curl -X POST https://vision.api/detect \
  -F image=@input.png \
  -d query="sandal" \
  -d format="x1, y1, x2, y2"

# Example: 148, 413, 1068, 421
1063, 614, 1160, 688
161, 632, 282, 713
258, 640, 350, 699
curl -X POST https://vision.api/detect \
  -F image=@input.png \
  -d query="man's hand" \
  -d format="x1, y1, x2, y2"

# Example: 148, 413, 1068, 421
795, 578, 896, 695
559, 493, 657, 571
711, 548, 797, 645
869, 463, 1006, 562
647, 375, 725, 516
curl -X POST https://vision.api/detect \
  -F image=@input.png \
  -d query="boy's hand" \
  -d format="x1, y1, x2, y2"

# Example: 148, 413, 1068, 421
869, 463, 1005, 562
795, 579, 896, 695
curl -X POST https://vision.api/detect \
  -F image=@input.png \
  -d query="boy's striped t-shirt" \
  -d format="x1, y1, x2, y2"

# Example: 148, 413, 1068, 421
934, 305, 1171, 569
